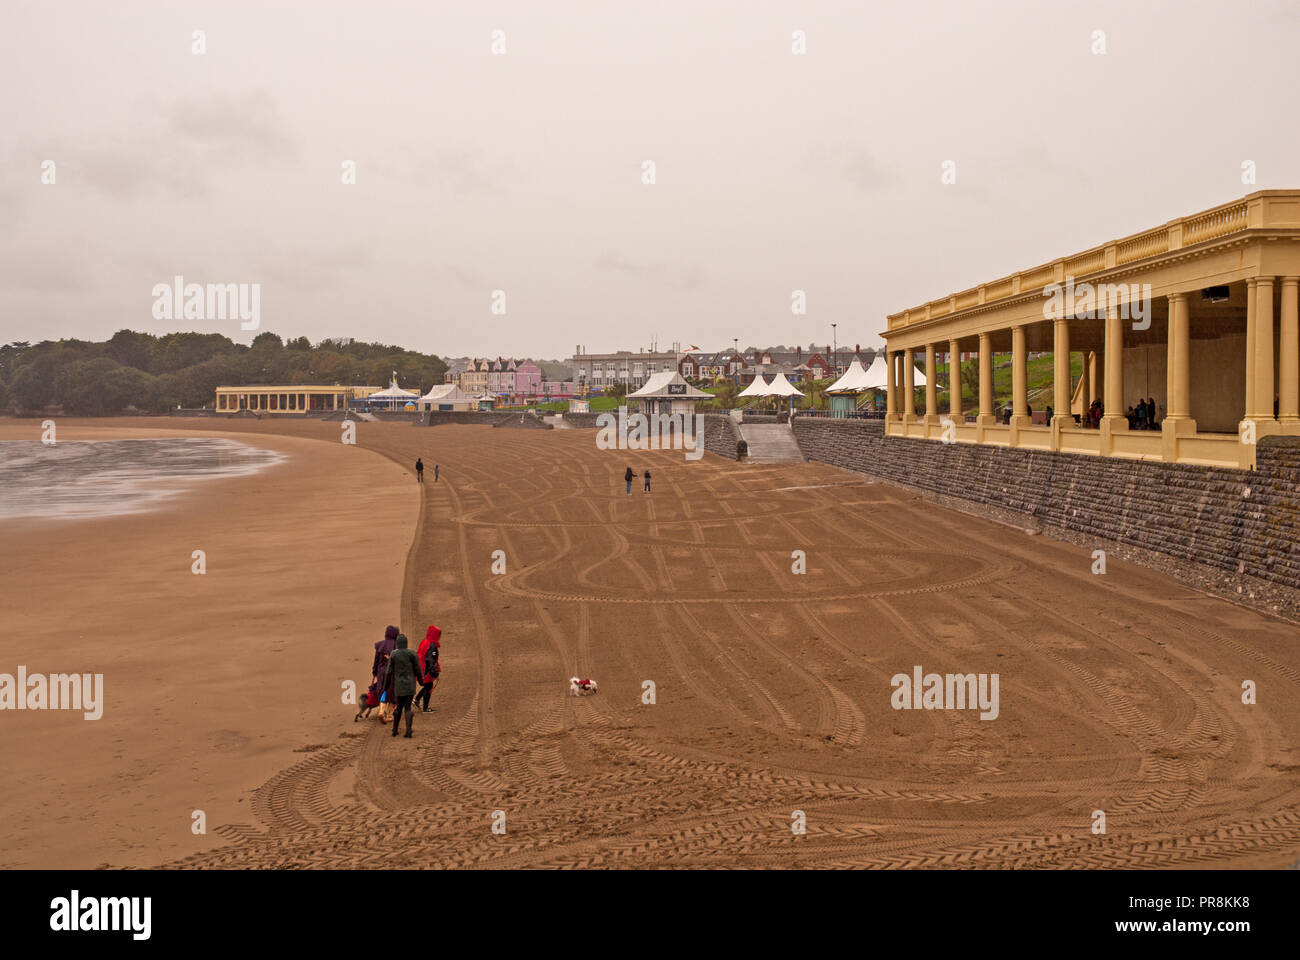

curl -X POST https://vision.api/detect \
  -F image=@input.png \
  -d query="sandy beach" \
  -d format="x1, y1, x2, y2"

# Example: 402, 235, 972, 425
0, 420, 417, 868
3, 416, 1298, 869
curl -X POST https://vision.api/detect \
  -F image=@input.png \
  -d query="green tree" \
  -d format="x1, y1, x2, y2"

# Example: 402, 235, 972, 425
106, 329, 155, 370
714, 380, 739, 410
9, 360, 55, 412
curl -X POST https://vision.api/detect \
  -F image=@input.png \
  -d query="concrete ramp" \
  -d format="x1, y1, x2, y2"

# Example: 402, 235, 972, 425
738, 422, 804, 462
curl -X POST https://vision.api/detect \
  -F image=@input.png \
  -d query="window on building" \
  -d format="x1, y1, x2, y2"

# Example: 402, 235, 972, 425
288, 394, 296, 410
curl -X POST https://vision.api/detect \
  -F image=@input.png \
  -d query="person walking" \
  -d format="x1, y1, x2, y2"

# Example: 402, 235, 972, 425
416, 624, 441, 712
434, 463, 439, 483
372, 625, 398, 724
624, 466, 634, 495
415, 458, 424, 483
643, 469, 651, 493
1147, 397, 1158, 429
385, 634, 423, 738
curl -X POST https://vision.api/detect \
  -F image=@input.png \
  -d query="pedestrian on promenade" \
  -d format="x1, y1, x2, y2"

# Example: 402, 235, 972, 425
625, 466, 635, 495
643, 469, 651, 493
415, 458, 424, 482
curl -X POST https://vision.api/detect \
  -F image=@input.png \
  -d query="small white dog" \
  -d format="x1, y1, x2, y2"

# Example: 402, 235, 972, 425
569, 677, 598, 696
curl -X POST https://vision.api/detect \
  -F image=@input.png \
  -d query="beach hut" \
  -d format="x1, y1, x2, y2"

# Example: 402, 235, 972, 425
627, 370, 713, 417
825, 358, 877, 418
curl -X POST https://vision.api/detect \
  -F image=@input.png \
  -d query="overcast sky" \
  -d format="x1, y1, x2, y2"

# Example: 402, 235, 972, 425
3, 0, 1300, 361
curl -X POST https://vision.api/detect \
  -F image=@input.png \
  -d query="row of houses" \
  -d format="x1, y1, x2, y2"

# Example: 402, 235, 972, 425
442, 357, 576, 401
569, 344, 876, 391
436, 343, 877, 401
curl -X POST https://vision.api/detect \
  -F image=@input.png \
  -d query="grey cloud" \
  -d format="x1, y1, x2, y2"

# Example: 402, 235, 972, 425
596, 250, 705, 289
165, 90, 298, 160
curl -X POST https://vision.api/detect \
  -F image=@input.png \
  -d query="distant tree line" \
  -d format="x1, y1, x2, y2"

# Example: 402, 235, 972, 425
0, 331, 448, 416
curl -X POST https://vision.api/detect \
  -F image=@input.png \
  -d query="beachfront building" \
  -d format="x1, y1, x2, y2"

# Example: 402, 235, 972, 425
460, 358, 491, 396
541, 380, 577, 398
571, 345, 684, 392
450, 357, 547, 402
443, 358, 471, 385
214, 383, 381, 413
881, 190, 1300, 469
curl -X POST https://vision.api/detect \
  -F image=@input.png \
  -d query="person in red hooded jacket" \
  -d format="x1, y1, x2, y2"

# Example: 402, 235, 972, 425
415, 624, 441, 712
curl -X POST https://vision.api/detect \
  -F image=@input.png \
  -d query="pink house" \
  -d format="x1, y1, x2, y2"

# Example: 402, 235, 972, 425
514, 360, 542, 398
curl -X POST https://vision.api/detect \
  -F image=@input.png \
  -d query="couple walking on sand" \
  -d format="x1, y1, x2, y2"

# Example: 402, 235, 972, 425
415, 459, 439, 483
370, 624, 442, 737
624, 466, 650, 494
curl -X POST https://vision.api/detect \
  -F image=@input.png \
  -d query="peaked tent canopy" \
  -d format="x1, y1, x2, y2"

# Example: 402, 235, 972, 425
368, 377, 421, 400
825, 358, 874, 394
737, 375, 771, 398
627, 370, 713, 399
763, 371, 805, 397
419, 383, 479, 403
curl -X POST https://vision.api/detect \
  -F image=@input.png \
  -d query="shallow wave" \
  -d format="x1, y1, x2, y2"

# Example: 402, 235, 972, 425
0, 438, 288, 521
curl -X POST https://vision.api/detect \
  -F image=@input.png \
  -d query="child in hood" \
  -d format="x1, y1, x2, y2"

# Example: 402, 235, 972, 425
416, 625, 442, 712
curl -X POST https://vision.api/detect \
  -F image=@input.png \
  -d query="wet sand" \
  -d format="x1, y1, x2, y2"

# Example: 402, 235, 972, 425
0, 422, 417, 867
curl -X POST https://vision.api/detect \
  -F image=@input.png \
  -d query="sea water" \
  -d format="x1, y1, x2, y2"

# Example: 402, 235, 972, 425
0, 438, 286, 521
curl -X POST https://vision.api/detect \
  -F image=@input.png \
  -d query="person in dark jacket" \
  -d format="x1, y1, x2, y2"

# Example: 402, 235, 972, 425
415, 624, 441, 712
372, 625, 399, 723
643, 469, 651, 493
415, 458, 424, 482
385, 634, 423, 737
624, 466, 634, 495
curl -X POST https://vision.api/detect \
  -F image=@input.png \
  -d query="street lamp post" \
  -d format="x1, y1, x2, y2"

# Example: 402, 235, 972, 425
831, 323, 838, 378
733, 337, 739, 388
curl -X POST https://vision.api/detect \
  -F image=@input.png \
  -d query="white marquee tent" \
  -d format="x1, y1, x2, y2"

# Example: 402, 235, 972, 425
828, 354, 927, 391
825, 358, 876, 394
419, 383, 479, 411
367, 377, 421, 407
763, 371, 805, 398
